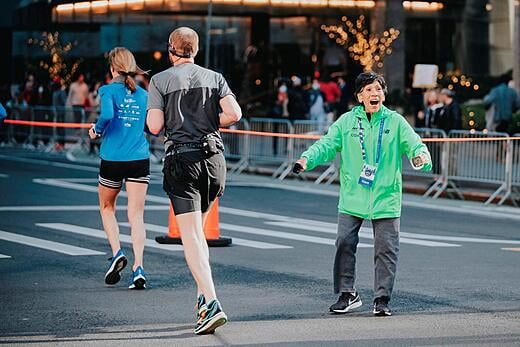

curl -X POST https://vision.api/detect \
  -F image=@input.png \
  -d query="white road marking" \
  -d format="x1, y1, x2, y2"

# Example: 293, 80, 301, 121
0, 173, 8, 178
0, 205, 169, 212
119, 222, 293, 250
36, 223, 183, 252
28, 179, 520, 246
0, 155, 99, 172
501, 248, 520, 252
0, 253, 11, 258
265, 221, 461, 247
220, 223, 372, 248
0, 230, 104, 256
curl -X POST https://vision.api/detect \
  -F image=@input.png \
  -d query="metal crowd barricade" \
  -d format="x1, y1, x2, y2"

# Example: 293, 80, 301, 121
433, 130, 510, 204
407, 128, 448, 198
277, 120, 330, 181
222, 118, 250, 174
247, 118, 293, 177
507, 133, 520, 206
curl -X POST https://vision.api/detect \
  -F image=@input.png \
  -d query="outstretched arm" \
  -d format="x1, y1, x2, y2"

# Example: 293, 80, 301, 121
298, 119, 343, 172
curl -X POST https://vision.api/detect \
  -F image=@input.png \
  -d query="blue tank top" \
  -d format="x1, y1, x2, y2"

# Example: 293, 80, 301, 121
94, 78, 149, 161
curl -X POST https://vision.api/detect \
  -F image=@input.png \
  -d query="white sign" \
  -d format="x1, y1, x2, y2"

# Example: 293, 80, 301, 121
412, 64, 439, 88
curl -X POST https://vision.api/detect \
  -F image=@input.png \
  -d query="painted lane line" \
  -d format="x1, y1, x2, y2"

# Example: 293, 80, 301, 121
0, 154, 99, 172
0, 205, 169, 212
219, 223, 372, 248
0, 230, 104, 256
29, 179, 520, 244
266, 221, 520, 246
36, 223, 183, 252
0, 173, 8, 178
264, 221, 460, 248
33, 179, 169, 204
119, 222, 293, 250
398, 231, 520, 245
227, 180, 520, 222
0, 253, 12, 259
501, 248, 520, 252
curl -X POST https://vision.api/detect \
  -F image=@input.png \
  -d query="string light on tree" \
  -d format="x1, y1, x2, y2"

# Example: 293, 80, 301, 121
27, 32, 81, 86
320, 15, 400, 71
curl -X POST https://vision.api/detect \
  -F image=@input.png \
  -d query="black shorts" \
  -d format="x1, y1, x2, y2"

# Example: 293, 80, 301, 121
163, 152, 226, 215
99, 159, 150, 189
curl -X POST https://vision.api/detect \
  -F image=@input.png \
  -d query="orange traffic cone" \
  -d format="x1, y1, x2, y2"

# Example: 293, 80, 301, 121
155, 199, 232, 247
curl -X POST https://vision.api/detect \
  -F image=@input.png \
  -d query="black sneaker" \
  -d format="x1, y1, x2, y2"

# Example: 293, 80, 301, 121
194, 299, 227, 335
104, 249, 127, 285
373, 297, 392, 316
329, 291, 362, 314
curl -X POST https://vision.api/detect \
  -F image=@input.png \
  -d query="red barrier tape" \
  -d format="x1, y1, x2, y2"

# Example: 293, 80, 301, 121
4, 119, 520, 142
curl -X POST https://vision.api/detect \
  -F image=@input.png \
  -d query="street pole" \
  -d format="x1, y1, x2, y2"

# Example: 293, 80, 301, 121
204, 0, 213, 68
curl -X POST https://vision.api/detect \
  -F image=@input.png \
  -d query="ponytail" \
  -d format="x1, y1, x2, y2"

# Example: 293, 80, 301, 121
123, 74, 137, 93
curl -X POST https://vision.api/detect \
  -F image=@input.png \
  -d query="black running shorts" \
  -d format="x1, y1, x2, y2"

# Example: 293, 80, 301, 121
163, 152, 226, 215
99, 159, 150, 189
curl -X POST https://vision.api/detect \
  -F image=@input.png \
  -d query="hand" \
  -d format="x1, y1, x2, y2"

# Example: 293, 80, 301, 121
88, 124, 99, 140
411, 153, 428, 170
293, 157, 307, 174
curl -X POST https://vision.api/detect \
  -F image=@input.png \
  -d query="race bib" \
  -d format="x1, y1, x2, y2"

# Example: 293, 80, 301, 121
358, 163, 377, 187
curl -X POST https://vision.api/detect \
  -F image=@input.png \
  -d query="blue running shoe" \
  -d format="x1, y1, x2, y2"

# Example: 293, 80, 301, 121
196, 294, 206, 320
104, 249, 127, 285
128, 266, 146, 290
194, 299, 227, 335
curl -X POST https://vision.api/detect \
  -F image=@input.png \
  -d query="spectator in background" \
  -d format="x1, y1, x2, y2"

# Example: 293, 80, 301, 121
483, 77, 520, 134
51, 78, 67, 151
309, 78, 327, 132
66, 73, 90, 124
287, 76, 308, 121
416, 89, 443, 129
337, 76, 349, 116
319, 77, 341, 120
273, 81, 289, 118
436, 89, 462, 133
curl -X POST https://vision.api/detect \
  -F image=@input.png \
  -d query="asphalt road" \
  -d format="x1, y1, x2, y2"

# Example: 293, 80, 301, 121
0, 149, 519, 346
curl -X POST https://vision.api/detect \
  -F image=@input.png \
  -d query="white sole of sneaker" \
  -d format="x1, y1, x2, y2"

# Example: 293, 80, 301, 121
129, 274, 146, 290
194, 312, 228, 335
331, 300, 362, 314
373, 309, 392, 316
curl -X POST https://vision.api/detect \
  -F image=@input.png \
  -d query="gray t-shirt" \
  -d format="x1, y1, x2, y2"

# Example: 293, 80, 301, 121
147, 63, 234, 151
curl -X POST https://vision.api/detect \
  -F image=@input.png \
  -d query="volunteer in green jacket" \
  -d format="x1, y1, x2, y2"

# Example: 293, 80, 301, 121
294, 72, 432, 316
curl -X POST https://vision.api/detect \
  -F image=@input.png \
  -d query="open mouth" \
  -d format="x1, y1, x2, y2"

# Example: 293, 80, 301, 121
369, 100, 379, 106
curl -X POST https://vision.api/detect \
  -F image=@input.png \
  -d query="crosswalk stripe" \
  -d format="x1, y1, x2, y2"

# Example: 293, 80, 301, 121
0, 205, 169, 212
0, 253, 11, 258
219, 223, 372, 248
0, 230, 104, 256
119, 222, 293, 250
36, 223, 183, 252
265, 222, 460, 248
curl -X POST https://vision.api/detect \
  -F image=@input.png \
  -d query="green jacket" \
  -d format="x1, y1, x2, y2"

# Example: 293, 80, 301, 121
302, 105, 432, 219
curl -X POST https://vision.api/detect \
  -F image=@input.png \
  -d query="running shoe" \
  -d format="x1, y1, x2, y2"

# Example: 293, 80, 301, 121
104, 249, 127, 285
329, 291, 362, 313
373, 297, 392, 316
194, 299, 227, 335
196, 294, 207, 319
128, 266, 146, 290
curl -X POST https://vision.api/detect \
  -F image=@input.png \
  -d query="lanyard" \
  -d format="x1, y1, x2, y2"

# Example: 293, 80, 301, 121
358, 117, 385, 164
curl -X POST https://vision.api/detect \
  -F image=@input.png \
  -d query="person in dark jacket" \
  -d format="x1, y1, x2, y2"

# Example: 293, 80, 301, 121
436, 88, 462, 133
287, 76, 309, 121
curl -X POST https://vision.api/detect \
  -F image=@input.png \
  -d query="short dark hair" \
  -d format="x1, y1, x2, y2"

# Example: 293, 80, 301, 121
354, 71, 388, 97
